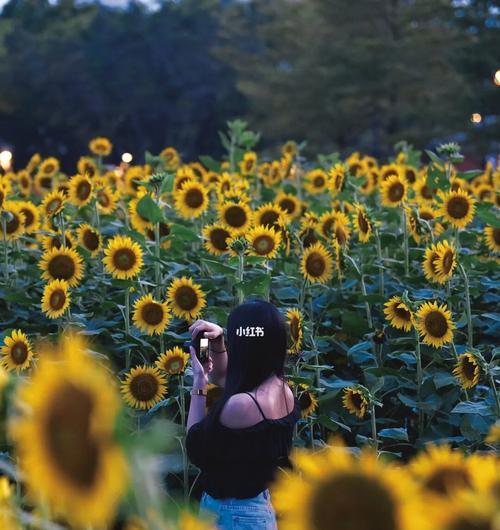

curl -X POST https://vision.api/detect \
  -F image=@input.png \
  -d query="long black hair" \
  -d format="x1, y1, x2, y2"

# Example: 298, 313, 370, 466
203, 297, 288, 432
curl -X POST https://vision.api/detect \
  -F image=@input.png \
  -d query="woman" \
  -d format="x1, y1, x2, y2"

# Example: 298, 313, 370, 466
186, 299, 301, 530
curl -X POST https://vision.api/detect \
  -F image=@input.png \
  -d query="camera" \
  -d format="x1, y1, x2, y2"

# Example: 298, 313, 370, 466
183, 331, 210, 363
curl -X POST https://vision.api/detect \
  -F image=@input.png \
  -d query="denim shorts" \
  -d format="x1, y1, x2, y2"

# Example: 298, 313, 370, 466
198, 488, 278, 530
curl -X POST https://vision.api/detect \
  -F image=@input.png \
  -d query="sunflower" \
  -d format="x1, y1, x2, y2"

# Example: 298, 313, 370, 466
1, 330, 34, 373
155, 346, 189, 376
342, 386, 369, 418
38, 157, 60, 177
202, 223, 232, 256
17, 170, 32, 196
263, 160, 285, 187
245, 225, 282, 259
34, 172, 54, 195
437, 189, 476, 229
129, 192, 155, 233
275, 191, 302, 220
145, 221, 172, 249
327, 164, 345, 197
296, 383, 318, 418
2, 201, 26, 241
404, 206, 425, 244
414, 301, 455, 348
403, 166, 418, 185
452, 351, 482, 389
26, 152, 41, 174
96, 185, 118, 214
89, 137, 112, 157
76, 224, 102, 257
413, 178, 436, 205
17, 201, 40, 233
380, 163, 402, 182
304, 169, 329, 194
103, 235, 143, 280
68, 174, 93, 207
41, 279, 71, 319
41, 230, 75, 252
282, 140, 298, 158
217, 200, 253, 236
474, 183, 494, 202
39, 246, 84, 287
270, 437, 428, 530
383, 296, 414, 332
174, 179, 209, 219
380, 175, 407, 207
352, 203, 373, 243
422, 243, 441, 283
484, 226, 500, 253
159, 146, 181, 171
300, 242, 334, 284
254, 202, 287, 229
121, 365, 167, 410
8, 333, 128, 529
318, 210, 349, 239
239, 151, 257, 175
166, 277, 206, 321
432, 240, 457, 283
124, 166, 149, 196
77, 157, 98, 179
286, 308, 304, 353
41, 190, 66, 217
132, 294, 171, 336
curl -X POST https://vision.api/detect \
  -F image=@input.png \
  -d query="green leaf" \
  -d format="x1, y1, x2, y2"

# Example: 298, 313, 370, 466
475, 203, 500, 228
426, 164, 448, 191
425, 150, 442, 165
451, 401, 493, 416
171, 224, 198, 242
136, 195, 164, 224
199, 155, 221, 173
201, 258, 236, 275
234, 274, 270, 298
378, 428, 408, 441
456, 170, 482, 181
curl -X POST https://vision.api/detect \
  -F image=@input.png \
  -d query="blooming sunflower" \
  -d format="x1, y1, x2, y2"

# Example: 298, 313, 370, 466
96, 185, 118, 214
413, 178, 436, 205
17, 201, 40, 233
103, 235, 143, 280
77, 224, 102, 257
422, 242, 441, 283
174, 179, 209, 219
383, 296, 414, 332
286, 308, 304, 353
121, 365, 167, 410
89, 137, 112, 157
275, 191, 302, 221
217, 200, 253, 236
41, 279, 70, 319
2, 201, 26, 241
282, 140, 298, 158
155, 346, 189, 376
300, 242, 334, 284
41, 230, 75, 252
437, 189, 476, 229
68, 174, 93, 207
245, 225, 282, 259
132, 294, 171, 335
484, 226, 500, 253
8, 333, 128, 529
202, 223, 232, 256
327, 164, 345, 197
432, 240, 457, 283
41, 190, 66, 217
270, 437, 428, 530
160, 146, 181, 171
318, 210, 349, 239
77, 157, 98, 179
38, 157, 60, 177
342, 386, 369, 418
452, 352, 482, 389
414, 301, 455, 348
304, 168, 329, 194
253, 202, 287, 230
166, 277, 206, 321
380, 175, 407, 207
39, 246, 84, 287
1, 330, 34, 373
239, 151, 257, 175
352, 203, 373, 243
296, 383, 318, 418
380, 163, 403, 182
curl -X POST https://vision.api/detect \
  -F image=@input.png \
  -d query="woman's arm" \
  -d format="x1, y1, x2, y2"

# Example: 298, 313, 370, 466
188, 319, 227, 387
186, 345, 212, 431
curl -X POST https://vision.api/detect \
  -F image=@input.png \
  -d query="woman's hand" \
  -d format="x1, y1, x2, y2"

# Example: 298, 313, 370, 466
189, 345, 212, 389
188, 319, 225, 350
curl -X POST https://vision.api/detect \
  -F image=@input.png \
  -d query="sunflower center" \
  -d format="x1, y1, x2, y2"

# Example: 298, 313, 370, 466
21, 208, 35, 227
425, 466, 471, 496
82, 230, 99, 251
6, 213, 20, 235
253, 235, 275, 255
298, 391, 312, 410
260, 211, 279, 228
405, 169, 416, 183
11, 341, 28, 364
48, 255, 76, 281
185, 188, 204, 208
423, 310, 449, 338
350, 392, 364, 412
447, 196, 469, 219
210, 228, 229, 251
421, 185, 433, 199
461, 357, 476, 382
335, 225, 347, 245
290, 317, 300, 342
43, 164, 55, 175
388, 182, 404, 202
224, 206, 246, 228
77, 180, 91, 201
419, 211, 434, 221
280, 199, 296, 214
130, 373, 159, 402
113, 248, 136, 271
47, 198, 62, 215
479, 188, 491, 200
493, 228, 500, 245
442, 250, 454, 274
50, 289, 66, 311
174, 286, 198, 311
313, 176, 325, 188
97, 190, 110, 207
395, 305, 412, 322
142, 302, 164, 326
303, 229, 318, 248
40, 176, 53, 189
358, 212, 369, 233
310, 473, 397, 530
46, 382, 100, 490
305, 252, 326, 278
166, 359, 181, 372
322, 218, 334, 236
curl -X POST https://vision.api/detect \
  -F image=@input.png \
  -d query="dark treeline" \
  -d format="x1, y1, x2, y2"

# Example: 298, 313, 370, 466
0, 0, 498, 169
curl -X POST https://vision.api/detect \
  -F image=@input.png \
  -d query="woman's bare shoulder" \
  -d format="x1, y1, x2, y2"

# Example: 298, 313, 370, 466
219, 393, 264, 429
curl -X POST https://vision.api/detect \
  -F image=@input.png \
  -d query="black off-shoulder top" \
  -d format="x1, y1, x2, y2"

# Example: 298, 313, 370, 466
186, 393, 301, 499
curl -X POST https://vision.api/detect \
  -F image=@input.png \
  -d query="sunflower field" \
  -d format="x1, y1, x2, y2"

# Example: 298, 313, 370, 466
0, 120, 499, 530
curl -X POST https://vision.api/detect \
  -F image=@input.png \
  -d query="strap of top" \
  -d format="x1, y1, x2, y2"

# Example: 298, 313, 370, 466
244, 392, 267, 421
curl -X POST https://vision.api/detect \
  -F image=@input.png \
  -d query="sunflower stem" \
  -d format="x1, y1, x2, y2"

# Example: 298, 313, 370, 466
179, 374, 189, 503
457, 263, 473, 348
125, 287, 131, 370
374, 227, 384, 297
370, 402, 378, 450
237, 251, 244, 304
308, 416, 314, 448
1, 215, 8, 285
488, 373, 500, 418
154, 221, 161, 299
401, 207, 409, 277
265, 259, 271, 302
414, 328, 424, 438
59, 212, 66, 247
345, 254, 372, 329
